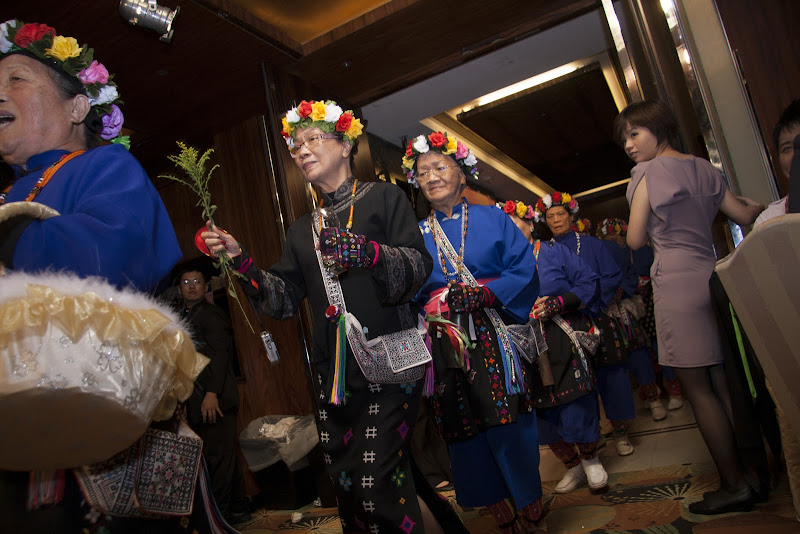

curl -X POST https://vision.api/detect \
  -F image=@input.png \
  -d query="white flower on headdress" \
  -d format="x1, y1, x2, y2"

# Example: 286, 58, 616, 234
412, 135, 429, 154
463, 152, 477, 167
89, 85, 118, 106
286, 108, 300, 123
285, 137, 295, 149
324, 103, 343, 123
0, 20, 16, 54
542, 195, 552, 209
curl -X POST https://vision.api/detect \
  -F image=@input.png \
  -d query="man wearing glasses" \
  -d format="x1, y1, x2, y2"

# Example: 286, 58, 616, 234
178, 264, 252, 528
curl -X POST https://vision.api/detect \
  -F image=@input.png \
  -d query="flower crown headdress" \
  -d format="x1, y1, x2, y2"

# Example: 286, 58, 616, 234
572, 218, 592, 233
596, 217, 628, 237
401, 131, 479, 187
533, 191, 579, 223
0, 19, 127, 147
497, 200, 535, 220
280, 100, 364, 149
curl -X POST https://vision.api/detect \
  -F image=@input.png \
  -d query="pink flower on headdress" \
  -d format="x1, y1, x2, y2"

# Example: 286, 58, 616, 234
100, 104, 124, 140
455, 141, 469, 160
78, 60, 109, 85
526, 205, 535, 219
568, 199, 577, 210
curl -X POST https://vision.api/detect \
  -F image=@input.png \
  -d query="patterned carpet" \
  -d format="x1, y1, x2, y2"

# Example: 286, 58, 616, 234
241, 462, 799, 533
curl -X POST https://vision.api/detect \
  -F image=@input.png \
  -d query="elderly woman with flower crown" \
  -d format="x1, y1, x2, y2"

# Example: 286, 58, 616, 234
502, 199, 616, 495
0, 18, 188, 531
405, 132, 545, 533
0, 19, 180, 287
201, 102, 467, 534
533, 193, 637, 490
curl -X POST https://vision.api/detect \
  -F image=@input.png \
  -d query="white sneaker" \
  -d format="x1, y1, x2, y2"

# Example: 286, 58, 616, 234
580, 457, 608, 491
667, 395, 684, 410
554, 464, 586, 493
649, 400, 667, 421
616, 437, 635, 456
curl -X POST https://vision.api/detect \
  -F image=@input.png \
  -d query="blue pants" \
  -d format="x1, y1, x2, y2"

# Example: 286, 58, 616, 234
537, 392, 600, 444
449, 412, 542, 509
596, 363, 636, 421
628, 347, 656, 385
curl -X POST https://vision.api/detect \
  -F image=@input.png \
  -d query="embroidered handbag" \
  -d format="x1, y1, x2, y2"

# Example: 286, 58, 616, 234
311, 212, 431, 384
74, 418, 203, 517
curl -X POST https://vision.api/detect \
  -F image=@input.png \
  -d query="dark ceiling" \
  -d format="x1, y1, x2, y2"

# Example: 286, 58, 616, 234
459, 66, 633, 195
3, 0, 632, 201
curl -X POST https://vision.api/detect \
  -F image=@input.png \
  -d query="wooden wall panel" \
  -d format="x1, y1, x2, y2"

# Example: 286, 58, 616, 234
716, 0, 800, 196
209, 116, 315, 496
210, 116, 314, 421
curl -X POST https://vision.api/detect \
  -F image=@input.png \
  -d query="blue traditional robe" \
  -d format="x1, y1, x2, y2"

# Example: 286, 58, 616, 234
418, 201, 539, 322
6, 145, 181, 291
552, 231, 621, 314
536, 239, 598, 305
602, 240, 639, 297
416, 200, 541, 510
631, 245, 655, 277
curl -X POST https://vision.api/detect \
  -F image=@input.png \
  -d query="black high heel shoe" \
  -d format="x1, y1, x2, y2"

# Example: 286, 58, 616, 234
689, 486, 755, 515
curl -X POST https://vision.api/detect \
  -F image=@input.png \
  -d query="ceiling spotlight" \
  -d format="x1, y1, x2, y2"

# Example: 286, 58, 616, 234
119, 0, 180, 43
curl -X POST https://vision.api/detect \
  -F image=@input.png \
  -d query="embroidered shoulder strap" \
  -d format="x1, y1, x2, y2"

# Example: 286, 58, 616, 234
429, 215, 525, 394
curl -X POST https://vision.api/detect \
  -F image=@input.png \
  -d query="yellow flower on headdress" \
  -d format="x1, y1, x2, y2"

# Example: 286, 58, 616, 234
345, 118, 363, 140
281, 117, 293, 136
46, 35, 82, 61
562, 193, 572, 203
311, 101, 327, 122
576, 219, 586, 232
443, 135, 457, 155
515, 202, 527, 219
402, 156, 415, 170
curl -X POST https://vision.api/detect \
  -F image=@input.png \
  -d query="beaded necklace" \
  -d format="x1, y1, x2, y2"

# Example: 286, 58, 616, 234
429, 199, 468, 282
533, 240, 541, 270
0, 151, 85, 206
551, 231, 581, 256
317, 178, 358, 233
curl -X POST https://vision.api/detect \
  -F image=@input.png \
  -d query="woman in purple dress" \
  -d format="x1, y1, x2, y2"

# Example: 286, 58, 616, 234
616, 100, 764, 515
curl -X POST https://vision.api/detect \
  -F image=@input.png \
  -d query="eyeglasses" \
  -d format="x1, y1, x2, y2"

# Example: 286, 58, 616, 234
417, 165, 458, 182
289, 134, 341, 157
182, 278, 204, 286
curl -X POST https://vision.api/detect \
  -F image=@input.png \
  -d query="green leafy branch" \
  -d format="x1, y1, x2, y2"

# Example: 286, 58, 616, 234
159, 141, 254, 333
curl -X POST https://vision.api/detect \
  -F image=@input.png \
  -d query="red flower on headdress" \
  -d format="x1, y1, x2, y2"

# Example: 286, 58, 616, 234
336, 112, 353, 132
405, 141, 414, 157
428, 132, 447, 148
297, 100, 313, 119
281, 129, 290, 139
14, 23, 55, 48
536, 199, 546, 212
503, 200, 516, 214
552, 191, 562, 203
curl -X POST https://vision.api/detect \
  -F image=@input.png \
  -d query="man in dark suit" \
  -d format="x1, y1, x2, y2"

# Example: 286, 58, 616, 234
178, 265, 252, 527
